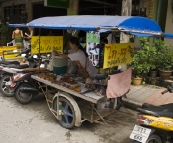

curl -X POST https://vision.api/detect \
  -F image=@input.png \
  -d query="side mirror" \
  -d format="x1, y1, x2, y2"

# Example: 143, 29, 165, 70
33, 55, 38, 58
21, 54, 26, 57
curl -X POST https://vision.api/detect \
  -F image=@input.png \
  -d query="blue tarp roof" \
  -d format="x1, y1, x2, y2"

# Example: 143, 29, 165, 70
9, 15, 173, 38
164, 33, 173, 39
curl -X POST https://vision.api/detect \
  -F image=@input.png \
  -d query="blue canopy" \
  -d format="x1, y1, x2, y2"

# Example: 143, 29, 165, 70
9, 15, 173, 37
164, 33, 173, 39
9, 24, 28, 27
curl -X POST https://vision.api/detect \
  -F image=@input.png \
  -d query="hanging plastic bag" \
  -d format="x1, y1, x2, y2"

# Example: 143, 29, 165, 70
67, 59, 77, 74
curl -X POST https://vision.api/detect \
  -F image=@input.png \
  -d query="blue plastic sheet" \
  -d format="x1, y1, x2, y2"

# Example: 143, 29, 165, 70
9, 15, 173, 38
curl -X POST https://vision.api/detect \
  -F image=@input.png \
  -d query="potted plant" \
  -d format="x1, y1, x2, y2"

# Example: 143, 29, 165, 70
130, 37, 157, 85
154, 39, 173, 80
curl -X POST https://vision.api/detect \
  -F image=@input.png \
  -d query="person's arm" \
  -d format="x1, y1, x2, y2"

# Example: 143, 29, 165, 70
25, 32, 30, 38
12, 31, 15, 39
29, 30, 33, 38
25, 30, 33, 39
20, 30, 23, 38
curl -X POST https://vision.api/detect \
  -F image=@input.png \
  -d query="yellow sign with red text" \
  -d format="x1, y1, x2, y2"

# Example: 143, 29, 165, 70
103, 43, 134, 69
31, 36, 63, 54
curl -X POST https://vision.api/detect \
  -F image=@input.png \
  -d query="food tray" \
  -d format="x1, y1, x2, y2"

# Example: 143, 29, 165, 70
55, 76, 88, 93
31, 75, 105, 104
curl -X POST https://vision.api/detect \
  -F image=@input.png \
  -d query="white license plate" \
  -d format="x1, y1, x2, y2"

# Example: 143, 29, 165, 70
130, 125, 151, 143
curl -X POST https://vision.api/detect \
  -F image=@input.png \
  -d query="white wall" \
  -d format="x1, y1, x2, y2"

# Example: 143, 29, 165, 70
164, 0, 173, 46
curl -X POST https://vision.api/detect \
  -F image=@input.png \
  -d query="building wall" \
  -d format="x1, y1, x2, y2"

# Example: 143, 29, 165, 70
1, 0, 30, 22
164, 0, 173, 46
1, 0, 77, 22
142, 0, 155, 19
28, 0, 43, 21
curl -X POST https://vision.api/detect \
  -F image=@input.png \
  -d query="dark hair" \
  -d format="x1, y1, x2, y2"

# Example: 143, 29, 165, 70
69, 36, 88, 57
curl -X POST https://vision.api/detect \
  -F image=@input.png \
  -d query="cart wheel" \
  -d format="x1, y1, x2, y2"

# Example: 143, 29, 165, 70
53, 97, 76, 129
15, 82, 33, 104
0, 74, 14, 97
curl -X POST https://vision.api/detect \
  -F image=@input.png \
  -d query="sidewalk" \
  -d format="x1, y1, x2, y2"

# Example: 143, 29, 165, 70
122, 84, 173, 109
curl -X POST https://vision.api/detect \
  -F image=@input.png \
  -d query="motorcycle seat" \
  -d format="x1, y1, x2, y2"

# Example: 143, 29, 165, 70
3, 64, 29, 69
0, 60, 20, 65
138, 103, 173, 118
10, 67, 46, 72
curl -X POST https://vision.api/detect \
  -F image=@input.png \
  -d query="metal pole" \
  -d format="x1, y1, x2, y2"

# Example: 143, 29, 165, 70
39, 28, 41, 72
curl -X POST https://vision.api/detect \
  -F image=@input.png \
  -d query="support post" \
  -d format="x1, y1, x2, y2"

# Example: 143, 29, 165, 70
119, 0, 132, 70
67, 0, 79, 15
120, 0, 132, 43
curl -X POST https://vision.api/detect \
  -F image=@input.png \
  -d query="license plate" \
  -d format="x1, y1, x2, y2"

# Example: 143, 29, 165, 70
130, 125, 151, 143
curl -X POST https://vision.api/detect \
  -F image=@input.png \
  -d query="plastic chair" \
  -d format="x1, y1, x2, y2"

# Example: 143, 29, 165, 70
7, 39, 15, 46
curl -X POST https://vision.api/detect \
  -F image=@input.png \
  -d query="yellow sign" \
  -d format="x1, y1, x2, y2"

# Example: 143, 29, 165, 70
31, 36, 63, 54
103, 43, 134, 69
3, 51, 22, 59
0, 46, 17, 56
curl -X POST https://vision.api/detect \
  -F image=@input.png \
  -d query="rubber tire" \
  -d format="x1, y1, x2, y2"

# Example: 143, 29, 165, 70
0, 74, 14, 97
146, 134, 162, 143
53, 97, 76, 129
15, 82, 33, 104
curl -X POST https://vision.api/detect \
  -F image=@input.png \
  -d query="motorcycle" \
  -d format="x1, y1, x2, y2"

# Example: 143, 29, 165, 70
9, 55, 51, 104
0, 48, 31, 74
130, 83, 173, 143
0, 51, 41, 97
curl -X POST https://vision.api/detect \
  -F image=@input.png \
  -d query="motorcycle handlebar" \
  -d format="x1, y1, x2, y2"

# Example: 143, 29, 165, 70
16, 48, 31, 57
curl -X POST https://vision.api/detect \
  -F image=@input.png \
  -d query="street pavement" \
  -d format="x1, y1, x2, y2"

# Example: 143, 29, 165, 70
0, 92, 137, 143
124, 83, 173, 109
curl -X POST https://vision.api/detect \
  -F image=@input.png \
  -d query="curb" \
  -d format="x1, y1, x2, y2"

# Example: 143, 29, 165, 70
122, 97, 144, 111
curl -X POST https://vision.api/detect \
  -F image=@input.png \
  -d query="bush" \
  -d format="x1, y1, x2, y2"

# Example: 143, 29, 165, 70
130, 37, 157, 78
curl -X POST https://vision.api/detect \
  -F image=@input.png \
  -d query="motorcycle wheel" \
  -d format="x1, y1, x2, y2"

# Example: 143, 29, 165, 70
0, 74, 14, 97
15, 82, 33, 104
146, 134, 162, 143
53, 97, 76, 129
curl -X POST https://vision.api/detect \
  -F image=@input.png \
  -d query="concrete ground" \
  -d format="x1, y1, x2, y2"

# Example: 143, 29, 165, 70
0, 93, 137, 143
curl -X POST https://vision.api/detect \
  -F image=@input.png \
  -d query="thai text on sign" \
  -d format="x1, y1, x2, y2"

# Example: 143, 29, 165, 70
31, 36, 63, 54
103, 43, 134, 69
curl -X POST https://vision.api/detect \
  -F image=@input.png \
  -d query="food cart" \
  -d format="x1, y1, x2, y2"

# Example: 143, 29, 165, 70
9, 15, 172, 129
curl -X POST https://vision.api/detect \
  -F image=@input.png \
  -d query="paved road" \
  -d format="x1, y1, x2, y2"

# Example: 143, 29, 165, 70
0, 94, 137, 143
